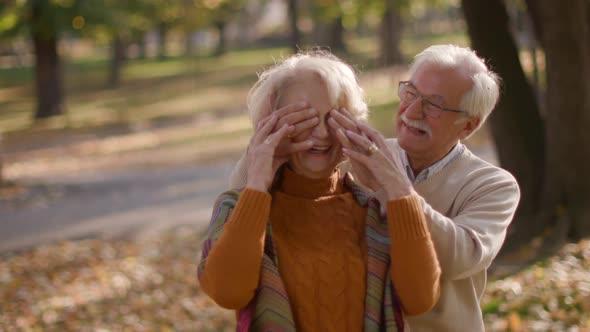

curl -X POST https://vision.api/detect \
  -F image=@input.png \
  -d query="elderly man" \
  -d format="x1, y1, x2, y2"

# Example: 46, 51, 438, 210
229, 45, 520, 331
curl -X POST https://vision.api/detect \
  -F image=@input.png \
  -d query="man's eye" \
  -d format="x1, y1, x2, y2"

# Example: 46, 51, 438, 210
424, 100, 443, 111
405, 91, 417, 99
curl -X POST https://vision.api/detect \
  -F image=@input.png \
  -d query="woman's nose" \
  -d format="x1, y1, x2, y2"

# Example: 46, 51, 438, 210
312, 117, 329, 138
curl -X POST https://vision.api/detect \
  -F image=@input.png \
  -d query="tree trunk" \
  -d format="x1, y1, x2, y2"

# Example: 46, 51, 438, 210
137, 32, 147, 59
461, 0, 547, 247
327, 15, 346, 52
214, 21, 226, 56
185, 31, 193, 56
313, 14, 346, 53
536, 0, 590, 239
524, 0, 544, 49
158, 22, 167, 59
109, 33, 126, 88
380, 0, 404, 65
31, 2, 65, 119
287, 0, 301, 53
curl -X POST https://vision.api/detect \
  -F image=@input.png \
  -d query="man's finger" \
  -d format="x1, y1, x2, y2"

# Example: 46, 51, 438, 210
335, 128, 354, 149
346, 130, 373, 151
342, 147, 371, 167
357, 122, 390, 154
330, 108, 358, 132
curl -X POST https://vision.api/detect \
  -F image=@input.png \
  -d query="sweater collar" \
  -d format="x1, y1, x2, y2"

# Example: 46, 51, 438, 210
280, 167, 345, 199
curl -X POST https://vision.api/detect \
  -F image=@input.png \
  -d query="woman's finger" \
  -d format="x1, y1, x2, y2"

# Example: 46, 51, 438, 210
274, 101, 310, 118
291, 116, 319, 136
265, 123, 294, 148
283, 140, 314, 154
252, 114, 279, 145
276, 107, 317, 129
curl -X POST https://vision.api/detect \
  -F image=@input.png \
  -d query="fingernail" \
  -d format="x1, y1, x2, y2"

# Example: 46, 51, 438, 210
308, 108, 317, 115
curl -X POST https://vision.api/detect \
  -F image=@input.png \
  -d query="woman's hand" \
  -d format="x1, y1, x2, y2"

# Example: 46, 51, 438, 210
246, 114, 295, 192
270, 101, 318, 158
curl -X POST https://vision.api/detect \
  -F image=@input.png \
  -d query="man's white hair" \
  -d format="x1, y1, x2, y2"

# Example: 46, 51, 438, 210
409, 44, 501, 132
248, 50, 368, 125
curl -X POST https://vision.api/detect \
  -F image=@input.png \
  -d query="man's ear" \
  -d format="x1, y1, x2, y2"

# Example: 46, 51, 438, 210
459, 117, 480, 140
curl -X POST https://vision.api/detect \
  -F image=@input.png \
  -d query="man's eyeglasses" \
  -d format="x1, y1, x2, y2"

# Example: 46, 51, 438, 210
398, 81, 467, 119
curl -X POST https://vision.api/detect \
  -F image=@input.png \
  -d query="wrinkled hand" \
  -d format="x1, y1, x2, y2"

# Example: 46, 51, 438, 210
246, 114, 295, 192
269, 101, 318, 158
332, 112, 413, 200
328, 108, 378, 189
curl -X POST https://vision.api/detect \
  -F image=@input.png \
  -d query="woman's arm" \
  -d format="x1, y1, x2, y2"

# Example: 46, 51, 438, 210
228, 150, 249, 189
198, 189, 271, 309
386, 195, 441, 316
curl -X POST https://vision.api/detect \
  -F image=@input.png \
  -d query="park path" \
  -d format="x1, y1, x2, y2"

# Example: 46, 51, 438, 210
0, 162, 234, 253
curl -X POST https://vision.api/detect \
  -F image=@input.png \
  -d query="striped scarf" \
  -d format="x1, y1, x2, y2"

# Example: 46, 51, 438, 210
198, 173, 405, 331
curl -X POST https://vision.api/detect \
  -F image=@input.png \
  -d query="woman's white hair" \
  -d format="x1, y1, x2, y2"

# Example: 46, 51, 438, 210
247, 50, 368, 126
409, 44, 501, 132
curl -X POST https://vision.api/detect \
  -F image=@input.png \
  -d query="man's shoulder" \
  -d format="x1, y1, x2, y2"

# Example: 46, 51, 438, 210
459, 147, 518, 185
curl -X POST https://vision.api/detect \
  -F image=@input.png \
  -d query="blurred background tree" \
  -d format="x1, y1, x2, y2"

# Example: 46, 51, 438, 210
462, 0, 590, 253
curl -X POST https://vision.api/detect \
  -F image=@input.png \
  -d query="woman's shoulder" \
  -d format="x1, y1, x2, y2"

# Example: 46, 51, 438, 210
213, 188, 243, 207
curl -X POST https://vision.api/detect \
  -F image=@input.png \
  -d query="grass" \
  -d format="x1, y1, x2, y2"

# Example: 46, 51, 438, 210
0, 46, 290, 134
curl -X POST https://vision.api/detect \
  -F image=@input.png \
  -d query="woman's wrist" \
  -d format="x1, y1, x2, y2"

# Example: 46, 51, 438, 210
385, 184, 415, 201
246, 178, 268, 192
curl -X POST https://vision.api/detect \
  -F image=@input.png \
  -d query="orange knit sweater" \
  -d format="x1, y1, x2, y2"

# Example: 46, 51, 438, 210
199, 169, 440, 331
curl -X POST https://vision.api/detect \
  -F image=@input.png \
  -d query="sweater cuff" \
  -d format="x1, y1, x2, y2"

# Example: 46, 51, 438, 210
225, 188, 271, 236
386, 194, 429, 240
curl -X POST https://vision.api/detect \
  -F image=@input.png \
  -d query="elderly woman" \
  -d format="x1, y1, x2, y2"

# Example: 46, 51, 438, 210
198, 51, 440, 331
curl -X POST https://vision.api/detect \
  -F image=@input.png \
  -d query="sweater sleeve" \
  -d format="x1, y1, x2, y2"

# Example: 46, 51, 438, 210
198, 189, 271, 309
420, 175, 520, 281
228, 150, 248, 189
386, 195, 441, 316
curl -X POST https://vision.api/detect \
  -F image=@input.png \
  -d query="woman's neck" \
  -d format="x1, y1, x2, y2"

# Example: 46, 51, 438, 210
280, 167, 344, 199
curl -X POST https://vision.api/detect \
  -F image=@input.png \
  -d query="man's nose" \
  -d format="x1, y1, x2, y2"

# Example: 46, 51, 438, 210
404, 97, 425, 119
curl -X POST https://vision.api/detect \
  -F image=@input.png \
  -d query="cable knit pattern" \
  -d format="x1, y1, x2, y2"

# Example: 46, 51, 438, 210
271, 168, 367, 332
199, 165, 441, 331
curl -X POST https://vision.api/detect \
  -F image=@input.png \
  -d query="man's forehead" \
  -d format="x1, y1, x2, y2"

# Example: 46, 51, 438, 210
407, 81, 445, 100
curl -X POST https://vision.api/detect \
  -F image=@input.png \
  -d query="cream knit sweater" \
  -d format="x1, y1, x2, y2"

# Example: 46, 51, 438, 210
228, 138, 520, 332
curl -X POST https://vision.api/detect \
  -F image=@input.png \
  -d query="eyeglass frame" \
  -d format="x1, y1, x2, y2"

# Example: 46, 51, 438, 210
397, 81, 468, 118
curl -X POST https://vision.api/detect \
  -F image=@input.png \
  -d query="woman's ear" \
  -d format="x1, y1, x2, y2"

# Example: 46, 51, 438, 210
255, 92, 278, 126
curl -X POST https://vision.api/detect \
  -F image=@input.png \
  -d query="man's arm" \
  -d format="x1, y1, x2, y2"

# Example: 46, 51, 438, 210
420, 177, 520, 280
